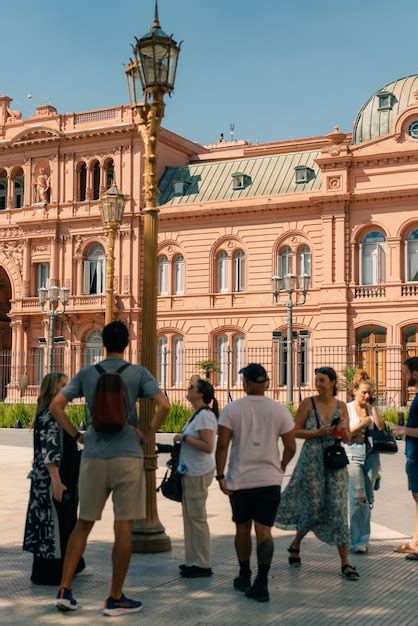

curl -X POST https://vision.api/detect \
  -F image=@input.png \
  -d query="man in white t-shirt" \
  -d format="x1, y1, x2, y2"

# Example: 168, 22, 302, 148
216, 363, 296, 603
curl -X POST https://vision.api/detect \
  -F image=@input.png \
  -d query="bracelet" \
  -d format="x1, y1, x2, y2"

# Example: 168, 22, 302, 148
215, 474, 225, 481
73, 431, 81, 441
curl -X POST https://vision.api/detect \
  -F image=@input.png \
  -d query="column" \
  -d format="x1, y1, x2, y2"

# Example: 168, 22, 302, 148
86, 165, 92, 200
22, 240, 31, 297
6, 171, 13, 209
321, 210, 334, 284
23, 159, 31, 207
50, 236, 58, 285
334, 211, 346, 284
50, 154, 59, 204
76, 258, 83, 295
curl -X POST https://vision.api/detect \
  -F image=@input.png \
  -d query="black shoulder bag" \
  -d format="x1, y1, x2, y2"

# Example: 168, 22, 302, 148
311, 398, 349, 471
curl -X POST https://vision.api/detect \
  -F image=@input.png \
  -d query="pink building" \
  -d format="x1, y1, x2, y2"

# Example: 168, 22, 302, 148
1, 74, 418, 406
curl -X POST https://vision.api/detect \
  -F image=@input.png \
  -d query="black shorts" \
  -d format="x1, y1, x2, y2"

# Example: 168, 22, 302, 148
230, 485, 281, 527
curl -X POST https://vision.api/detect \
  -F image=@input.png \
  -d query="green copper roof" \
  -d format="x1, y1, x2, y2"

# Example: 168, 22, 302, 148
353, 74, 418, 144
158, 150, 321, 206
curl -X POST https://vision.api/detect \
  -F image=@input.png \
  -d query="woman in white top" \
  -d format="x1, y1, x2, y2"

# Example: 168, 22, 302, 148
173, 378, 218, 578
346, 370, 385, 553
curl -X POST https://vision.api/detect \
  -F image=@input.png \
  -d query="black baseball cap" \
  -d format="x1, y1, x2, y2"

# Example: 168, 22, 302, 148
239, 363, 269, 383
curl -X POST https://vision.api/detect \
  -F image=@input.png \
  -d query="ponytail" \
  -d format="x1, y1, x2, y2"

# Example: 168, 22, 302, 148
195, 378, 219, 419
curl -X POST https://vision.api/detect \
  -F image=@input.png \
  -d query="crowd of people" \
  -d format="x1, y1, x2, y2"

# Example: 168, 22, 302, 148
22, 320, 418, 616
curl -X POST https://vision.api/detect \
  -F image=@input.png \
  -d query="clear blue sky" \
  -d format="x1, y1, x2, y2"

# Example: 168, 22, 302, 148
2, 0, 418, 145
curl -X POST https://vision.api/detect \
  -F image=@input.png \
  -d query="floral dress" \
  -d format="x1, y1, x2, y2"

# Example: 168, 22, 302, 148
275, 405, 349, 545
23, 409, 82, 584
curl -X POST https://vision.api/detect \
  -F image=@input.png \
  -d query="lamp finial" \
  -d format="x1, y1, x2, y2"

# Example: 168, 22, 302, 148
153, 0, 160, 29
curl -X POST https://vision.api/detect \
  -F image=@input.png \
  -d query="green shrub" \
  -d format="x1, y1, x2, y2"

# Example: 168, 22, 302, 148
380, 407, 407, 425
285, 402, 297, 418
159, 403, 194, 433
0, 403, 36, 428
68, 404, 87, 428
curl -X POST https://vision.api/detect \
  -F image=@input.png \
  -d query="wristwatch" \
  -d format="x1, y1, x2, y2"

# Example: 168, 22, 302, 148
182, 434, 188, 443
215, 474, 225, 481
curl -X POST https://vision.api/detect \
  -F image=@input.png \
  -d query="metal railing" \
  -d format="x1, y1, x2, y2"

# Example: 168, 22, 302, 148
0, 344, 415, 408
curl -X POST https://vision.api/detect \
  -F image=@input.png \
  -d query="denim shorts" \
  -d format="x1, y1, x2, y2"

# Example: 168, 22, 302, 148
406, 459, 418, 493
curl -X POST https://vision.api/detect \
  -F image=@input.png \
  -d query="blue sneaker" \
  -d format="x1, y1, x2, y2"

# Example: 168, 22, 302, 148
55, 587, 78, 611
103, 594, 143, 616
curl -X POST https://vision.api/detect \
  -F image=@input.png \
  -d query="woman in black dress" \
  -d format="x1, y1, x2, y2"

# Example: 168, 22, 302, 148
23, 372, 85, 585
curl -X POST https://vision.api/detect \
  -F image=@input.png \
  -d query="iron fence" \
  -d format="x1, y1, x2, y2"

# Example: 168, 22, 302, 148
0, 344, 416, 408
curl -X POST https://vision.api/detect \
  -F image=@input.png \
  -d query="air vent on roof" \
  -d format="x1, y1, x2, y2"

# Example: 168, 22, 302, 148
231, 172, 252, 190
377, 91, 395, 111
294, 166, 315, 184
173, 181, 189, 195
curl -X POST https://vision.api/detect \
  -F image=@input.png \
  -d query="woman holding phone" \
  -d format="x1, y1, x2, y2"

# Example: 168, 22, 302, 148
346, 370, 385, 554
275, 367, 359, 580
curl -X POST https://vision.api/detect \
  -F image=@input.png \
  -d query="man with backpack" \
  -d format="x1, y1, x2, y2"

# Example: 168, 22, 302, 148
49, 321, 170, 616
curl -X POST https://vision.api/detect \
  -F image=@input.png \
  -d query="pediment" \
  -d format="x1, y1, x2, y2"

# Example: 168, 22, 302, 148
9, 126, 61, 145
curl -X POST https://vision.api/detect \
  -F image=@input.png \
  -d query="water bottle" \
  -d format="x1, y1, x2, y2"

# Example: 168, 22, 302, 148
177, 464, 188, 475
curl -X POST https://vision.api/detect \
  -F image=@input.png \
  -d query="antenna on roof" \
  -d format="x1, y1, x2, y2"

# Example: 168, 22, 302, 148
230, 123, 235, 142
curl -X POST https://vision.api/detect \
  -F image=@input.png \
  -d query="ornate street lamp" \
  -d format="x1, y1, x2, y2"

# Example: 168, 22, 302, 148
99, 183, 126, 325
272, 273, 310, 404
38, 284, 70, 373
125, 0, 180, 553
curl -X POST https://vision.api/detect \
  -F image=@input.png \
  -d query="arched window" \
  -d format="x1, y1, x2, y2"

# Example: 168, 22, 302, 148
157, 336, 168, 388
104, 159, 115, 189
84, 244, 105, 294
173, 255, 185, 295
13, 168, 24, 208
78, 163, 87, 201
91, 161, 100, 200
0, 170, 7, 210
216, 250, 229, 292
215, 334, 228, 386
158, 255, 169, 295
406, 228, 418, 282
232, 334, 245, 385
277, 246, 292, 278
172, 335, 184, 385
233, 250, 245, 292
360, 231, 386, 285
298, 245, 311, 277
84, 329, 103, 366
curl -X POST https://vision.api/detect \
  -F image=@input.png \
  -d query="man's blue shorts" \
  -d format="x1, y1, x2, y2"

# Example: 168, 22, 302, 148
406, 459, 418, 493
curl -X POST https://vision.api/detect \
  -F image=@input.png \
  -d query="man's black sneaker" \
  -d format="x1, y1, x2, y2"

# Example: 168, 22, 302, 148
180, 565, 213, 578
245, 581, 270, 602
234, 574, 251, 592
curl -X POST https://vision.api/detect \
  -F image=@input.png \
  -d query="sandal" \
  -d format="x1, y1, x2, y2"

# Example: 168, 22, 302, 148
405, 552, 418, 561
341, 564, 360, 580
393, 543, 417, 554
288, 545, 301, 567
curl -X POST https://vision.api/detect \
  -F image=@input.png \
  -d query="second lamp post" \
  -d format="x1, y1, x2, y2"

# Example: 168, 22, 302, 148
272, 273, 310, 404
125, 1, 180, 553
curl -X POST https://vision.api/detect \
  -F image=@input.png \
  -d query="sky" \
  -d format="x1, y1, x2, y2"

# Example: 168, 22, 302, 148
2, 0, 418, 146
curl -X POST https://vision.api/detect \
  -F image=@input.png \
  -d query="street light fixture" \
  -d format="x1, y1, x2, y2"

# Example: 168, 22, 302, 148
125, 0, 180, 553
272, 273, 311, 404
99, 183, 127, 325
38, 284, 69, 373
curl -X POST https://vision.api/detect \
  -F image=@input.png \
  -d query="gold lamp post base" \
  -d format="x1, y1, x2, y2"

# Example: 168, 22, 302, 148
132, 520, 171, 554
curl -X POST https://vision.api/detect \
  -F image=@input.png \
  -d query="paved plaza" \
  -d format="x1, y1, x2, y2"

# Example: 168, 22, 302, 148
1, 429, 417, 625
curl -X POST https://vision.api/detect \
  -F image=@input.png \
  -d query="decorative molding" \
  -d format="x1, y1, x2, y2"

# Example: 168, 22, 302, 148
327, 176, 341, 191
0, 227, 24, 238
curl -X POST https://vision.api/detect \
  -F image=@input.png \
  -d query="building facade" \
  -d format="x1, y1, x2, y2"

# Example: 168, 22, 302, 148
1, 74, 418, 406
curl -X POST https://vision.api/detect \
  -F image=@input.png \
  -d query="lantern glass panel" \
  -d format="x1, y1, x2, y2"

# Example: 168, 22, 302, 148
283, 274, 295, 292
38, 287, 47, 306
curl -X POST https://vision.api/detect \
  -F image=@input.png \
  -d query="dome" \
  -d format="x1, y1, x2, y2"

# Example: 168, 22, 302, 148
353, 74, 418, 144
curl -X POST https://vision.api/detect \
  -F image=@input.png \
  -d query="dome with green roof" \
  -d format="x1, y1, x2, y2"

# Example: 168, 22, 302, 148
353, 74, 418, 144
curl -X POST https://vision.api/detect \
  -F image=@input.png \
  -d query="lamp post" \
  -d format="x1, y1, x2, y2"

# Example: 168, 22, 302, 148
125, 0, 180, 553
99, 183, 127, 325
38, 284, 70, 372
271, 273, 310, 404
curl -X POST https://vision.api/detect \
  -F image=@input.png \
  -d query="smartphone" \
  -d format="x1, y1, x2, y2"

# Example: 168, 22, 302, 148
330, 416, 340, 427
